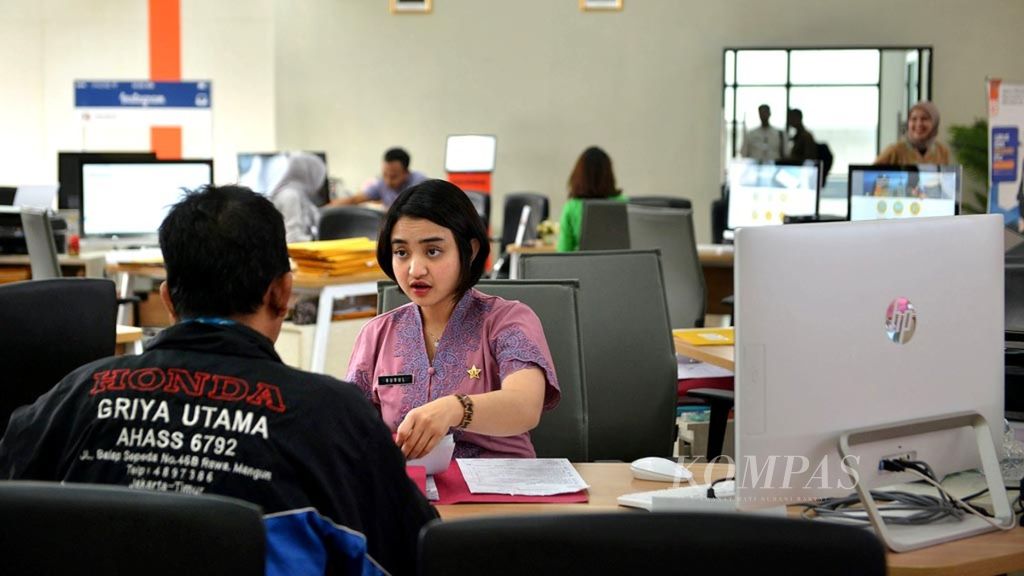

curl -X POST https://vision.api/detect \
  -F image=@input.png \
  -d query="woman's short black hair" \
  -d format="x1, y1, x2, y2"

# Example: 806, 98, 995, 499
377, 179, 490, 298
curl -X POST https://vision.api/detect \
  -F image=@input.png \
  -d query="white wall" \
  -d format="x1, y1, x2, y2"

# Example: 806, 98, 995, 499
272, 0, 1024, 242
2, 0, 1023, 242
0, 0, 275, 186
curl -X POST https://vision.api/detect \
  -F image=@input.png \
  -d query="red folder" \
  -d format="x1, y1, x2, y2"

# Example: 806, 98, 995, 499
405, 465, 427, 496
432, 460, 589, 505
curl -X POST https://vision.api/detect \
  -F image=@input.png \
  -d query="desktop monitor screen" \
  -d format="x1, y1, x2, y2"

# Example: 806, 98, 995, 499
80, 160, 213, 237
727, 160, 819, 229
237, 151, 328, 205
847, 164, 960, 222
58, 152, 157, 210
733, 214, 1004, 509
444, 135, 497, 173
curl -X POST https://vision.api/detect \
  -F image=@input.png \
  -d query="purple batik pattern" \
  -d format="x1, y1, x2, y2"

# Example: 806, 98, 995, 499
391, 292, 491, 430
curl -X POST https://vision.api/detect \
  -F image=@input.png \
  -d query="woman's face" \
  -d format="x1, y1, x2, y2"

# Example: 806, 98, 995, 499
390, 216, 464, 313
907, 108, 934, 143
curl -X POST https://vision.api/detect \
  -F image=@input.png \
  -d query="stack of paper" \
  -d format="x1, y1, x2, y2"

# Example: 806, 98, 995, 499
457, 458, 589, 496
288, 238, 381, 278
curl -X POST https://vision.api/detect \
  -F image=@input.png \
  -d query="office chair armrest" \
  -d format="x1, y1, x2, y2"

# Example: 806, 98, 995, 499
686, 388, 734, 405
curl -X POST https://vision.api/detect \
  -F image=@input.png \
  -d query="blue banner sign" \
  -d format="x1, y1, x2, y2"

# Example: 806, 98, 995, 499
74, 81, 211, 108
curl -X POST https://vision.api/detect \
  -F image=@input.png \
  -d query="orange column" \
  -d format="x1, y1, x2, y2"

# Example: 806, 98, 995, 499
149, 0, 182, 159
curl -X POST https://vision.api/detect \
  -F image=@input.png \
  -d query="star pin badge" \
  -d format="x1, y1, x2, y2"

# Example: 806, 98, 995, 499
467, 365, 482, 379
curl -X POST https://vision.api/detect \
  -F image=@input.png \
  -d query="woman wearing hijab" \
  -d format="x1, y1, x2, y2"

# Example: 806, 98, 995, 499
875, 101, 952, 165
271, 152, 327, 243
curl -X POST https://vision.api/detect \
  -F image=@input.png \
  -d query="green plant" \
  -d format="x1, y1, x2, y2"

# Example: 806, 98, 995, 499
948, 119, 988, 214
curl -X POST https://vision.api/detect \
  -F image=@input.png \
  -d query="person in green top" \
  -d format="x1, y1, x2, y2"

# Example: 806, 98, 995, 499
557, 146, 628, 252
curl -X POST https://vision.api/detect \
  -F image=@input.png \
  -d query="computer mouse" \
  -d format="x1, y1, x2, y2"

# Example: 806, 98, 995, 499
630, 457, 693, 482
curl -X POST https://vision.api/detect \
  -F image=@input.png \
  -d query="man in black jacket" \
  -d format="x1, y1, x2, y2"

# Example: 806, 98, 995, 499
0, 185, 437, 576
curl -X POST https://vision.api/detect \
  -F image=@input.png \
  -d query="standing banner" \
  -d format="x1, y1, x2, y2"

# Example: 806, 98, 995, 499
74, 80, 212, 158
988, 78, 1024, 232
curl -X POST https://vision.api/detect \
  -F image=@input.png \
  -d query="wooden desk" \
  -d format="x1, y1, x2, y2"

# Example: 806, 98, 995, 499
673, 338, 734, 371
436, 462, 732, 521
107, 259, 386, 374
115, 324, 144, 355
0, 252, 106, 282
437, 462, 1024, 576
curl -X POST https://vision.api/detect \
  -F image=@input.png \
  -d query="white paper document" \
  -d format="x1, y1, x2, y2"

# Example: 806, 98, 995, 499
457, 458, 590, 496
677, 355, 733, 379
425, 476, 439, 501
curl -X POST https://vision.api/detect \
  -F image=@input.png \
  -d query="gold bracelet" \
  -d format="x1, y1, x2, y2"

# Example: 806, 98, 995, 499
455, 394, 474, 429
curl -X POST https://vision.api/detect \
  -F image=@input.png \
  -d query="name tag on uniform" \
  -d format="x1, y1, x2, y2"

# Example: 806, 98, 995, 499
378, 374, 413, 386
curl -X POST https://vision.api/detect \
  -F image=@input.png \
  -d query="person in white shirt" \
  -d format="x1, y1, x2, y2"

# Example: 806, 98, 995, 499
740, 104, 786, 161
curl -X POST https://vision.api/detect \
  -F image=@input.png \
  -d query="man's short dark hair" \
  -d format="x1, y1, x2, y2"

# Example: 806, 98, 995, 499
159, 185, 291, 319
376, 179, 490, 298
383, 148, 411, 171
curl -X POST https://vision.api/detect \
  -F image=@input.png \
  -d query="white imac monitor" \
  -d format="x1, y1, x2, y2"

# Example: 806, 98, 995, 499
727, 160, 819, 229
847, 164, 960, 221
444, 135, 497, 173
733, 215, 1004, 510
80, 160, 213, 238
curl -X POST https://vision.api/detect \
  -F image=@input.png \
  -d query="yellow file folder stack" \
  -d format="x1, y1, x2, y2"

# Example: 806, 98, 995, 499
287, 238, 382, 279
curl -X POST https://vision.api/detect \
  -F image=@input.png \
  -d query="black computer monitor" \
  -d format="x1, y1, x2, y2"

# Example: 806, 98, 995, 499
237, 151, 329, 206
847, 164, 960, 222
79, 159, 213, 238
0, 187, 15, 206
58, 152, 157, 210
726, 159, 820, 230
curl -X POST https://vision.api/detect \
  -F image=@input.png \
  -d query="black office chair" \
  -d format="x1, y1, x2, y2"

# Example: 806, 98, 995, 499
317, 206, 384, 240
492, 192, 549, 278
0, 481, 265, 575
520, 250, 677, 461
378, 279, 589, 461
464, 190, 491, 229
419, 513, 887, 575
0, 278, 117, 435
1006, 252, 1024, 420
628, 196, 693, 210
578, 200, 630, 251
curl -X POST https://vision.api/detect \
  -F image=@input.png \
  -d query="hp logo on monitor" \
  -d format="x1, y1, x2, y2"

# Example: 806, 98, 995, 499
885, 298, 917, 344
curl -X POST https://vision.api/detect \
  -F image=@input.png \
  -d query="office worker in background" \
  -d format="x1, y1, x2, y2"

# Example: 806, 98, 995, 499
347, 179, 560, 460
270, 151, 326, 243
786, 108, 820, 163
0, 186, 436, 576
875, 101, 952, 165
331, 147, 427, 209
740, 104, 786, 161
557, 146, 627, 252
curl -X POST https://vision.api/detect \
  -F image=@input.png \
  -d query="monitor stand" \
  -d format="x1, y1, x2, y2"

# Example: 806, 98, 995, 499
838, 411, 1014, 552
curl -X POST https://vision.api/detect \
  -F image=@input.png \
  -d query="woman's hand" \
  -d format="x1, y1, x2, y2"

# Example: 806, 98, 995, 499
395, 395, 462, 459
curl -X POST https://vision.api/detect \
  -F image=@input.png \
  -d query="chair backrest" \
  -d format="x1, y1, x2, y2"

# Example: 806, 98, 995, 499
628, 196, 693, 210
579, 200, 630, 251
499, 192, 549, 253
20, 208, 61, 280
419, 512, 887, 576
0, 278, 117, 435
464, 190, 491, 229
519, 250, 677, 461
0, 481, 265, 575
317, 206, 384, 241
627, 205, 706, 329
377, 280, 588, 461
1007, 253, 1024, 336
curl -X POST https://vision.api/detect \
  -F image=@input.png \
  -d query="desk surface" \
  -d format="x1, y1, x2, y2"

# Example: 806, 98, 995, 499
504, 243, 734, 267
437, 462, 1024, 576
106, 261, 387, 290
115, 324, 143, 344
673, 338, 735, 371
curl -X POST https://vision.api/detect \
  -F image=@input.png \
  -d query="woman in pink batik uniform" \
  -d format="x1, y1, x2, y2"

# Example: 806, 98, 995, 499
347, 179, 560, 460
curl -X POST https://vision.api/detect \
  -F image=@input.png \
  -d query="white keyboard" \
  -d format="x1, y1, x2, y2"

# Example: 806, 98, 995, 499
617, 481, 735, 511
